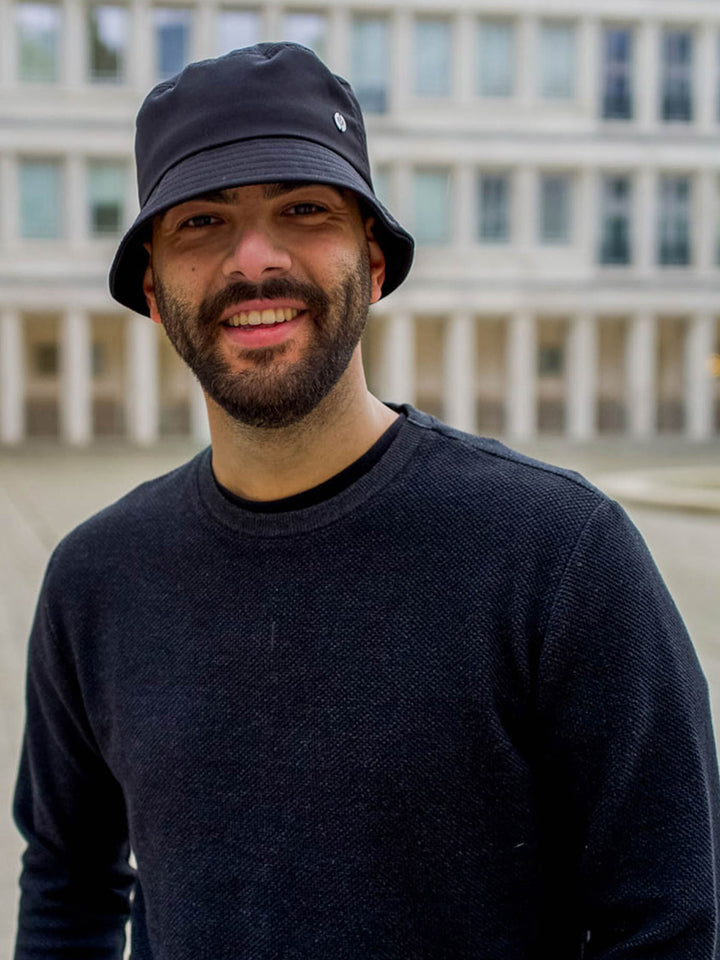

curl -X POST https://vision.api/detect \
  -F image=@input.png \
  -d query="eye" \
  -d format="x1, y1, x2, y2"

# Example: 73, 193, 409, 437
284, 202, 327, 216
179, 214, 222, 229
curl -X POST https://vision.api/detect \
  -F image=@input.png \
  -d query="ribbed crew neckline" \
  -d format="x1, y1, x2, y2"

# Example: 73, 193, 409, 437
192, 402, 431, 538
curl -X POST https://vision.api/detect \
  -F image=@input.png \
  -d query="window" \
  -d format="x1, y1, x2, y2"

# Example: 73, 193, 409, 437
88, 4, 127, 83
282, 12, 327, 61
601, 27, 633, 120
540, 23, 576, 100
351, 16, 390, 114
87, 160, 127, 236
478, 173, 511, 242
658, 175, 691, 265
538, 345, 564, 377
91, 342, 106, 377
599, 175, 632, 265
414, 18, 452, 97
539, 174, 571, 244
33, 342, 59, 376
215, 10, 260, 56
413, 169, 451, 244
477, 20, 514, 97
661, 29, 693, 122
20, 159, 63, 239
16, 2, 61, 82
154, 7, 192, 80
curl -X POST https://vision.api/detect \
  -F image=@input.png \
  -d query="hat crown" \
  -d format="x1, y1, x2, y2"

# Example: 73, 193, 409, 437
136, 42, 371, 207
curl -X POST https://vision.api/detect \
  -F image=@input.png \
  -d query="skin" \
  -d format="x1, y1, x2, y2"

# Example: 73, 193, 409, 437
142, 181, 397, 502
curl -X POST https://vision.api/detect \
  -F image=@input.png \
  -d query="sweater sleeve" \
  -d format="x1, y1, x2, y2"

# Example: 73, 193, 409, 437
536, 498, 720, 959
13, 565, 135, 959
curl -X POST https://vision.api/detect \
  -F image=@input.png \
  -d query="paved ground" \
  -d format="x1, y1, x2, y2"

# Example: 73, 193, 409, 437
1, 435, 719, 957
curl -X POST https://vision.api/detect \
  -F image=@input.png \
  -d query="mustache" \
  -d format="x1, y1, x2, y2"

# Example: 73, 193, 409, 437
197, 278, 331, 330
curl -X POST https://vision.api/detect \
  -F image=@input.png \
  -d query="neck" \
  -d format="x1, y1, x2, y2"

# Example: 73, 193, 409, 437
207, 365, 399, 502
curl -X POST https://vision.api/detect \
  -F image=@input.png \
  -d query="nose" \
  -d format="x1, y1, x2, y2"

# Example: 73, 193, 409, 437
222, 225, 292, 283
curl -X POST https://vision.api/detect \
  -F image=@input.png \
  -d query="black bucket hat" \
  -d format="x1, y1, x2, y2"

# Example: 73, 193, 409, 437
109, 42, 414, 316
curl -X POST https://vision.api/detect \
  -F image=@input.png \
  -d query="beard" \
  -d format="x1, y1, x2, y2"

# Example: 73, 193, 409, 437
154, 251, 372, 429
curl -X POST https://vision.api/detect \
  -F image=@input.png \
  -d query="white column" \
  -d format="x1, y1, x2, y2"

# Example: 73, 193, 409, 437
0, 0, 15, 86
378, 313, 415, 404
685, 313, 715, 440
578, 18, 599, 116
126, 314, 159, 445
263, 4, 281, 41
566, 313, 598, 440
390, 8, 411, 115
67, 153, 86, 247
636, 167, 655, 275
625, 312, 657, 438
443, 312, 476, 434
64, 0, 85, 88
454, 164, 475, 248
327, 5, 349, 75
696, 23, 716, 134
515, 167, 536, 254
193, 0, 216, 60
129, 0, 153, 92
1, 309, 25, 444
60, 309, 92, 446
0, 154, 17, 246
517, 16, 536, 106
189, 376, 211, 444
637, 20, 660, 130
578, 168, 598, 267
506, 311, 536, 440
697, 169, 716, 274
455, 12, 475, 102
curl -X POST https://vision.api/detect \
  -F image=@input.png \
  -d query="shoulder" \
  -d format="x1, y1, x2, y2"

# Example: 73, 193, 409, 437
45, 449, 207, 588
398, 404, 611, 536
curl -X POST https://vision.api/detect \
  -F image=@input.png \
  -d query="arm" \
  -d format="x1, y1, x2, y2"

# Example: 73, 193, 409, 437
536, 499, 720, 959
13, 565, 135, 959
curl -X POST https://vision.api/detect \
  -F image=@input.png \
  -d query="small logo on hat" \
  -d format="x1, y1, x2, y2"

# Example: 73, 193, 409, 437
333, 112, 347, 133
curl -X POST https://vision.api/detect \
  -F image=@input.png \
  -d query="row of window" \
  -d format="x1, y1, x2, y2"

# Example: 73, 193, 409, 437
10, 2, 720, 122
6, 156, 709, 269
17, 158, 127, 238
405, 169, 696, 266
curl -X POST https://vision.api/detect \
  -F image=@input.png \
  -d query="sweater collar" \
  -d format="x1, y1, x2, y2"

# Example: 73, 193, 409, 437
191, 402, 431, 538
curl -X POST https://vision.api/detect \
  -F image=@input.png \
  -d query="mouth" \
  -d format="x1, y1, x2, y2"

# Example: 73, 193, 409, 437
223, 306, 301, 328
220, 305, 308, 349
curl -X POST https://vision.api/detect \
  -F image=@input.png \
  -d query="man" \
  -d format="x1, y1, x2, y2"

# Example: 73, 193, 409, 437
13, 43, 720, 960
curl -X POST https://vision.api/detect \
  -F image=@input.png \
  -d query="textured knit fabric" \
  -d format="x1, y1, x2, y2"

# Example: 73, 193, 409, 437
13, 403, 720, 960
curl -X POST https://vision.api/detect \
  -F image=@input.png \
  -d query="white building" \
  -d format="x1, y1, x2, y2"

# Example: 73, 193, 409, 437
1, 0, 719, 446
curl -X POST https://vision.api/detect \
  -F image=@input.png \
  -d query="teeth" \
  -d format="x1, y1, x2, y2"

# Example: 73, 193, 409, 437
226, 307, 300, 327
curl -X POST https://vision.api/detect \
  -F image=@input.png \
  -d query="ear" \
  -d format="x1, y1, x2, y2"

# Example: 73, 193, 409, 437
364, 218, 386, 305
142, 242, 163, 325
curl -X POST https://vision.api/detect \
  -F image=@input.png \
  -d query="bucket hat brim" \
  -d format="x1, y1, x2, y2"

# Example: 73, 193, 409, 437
109, 136, 414, 317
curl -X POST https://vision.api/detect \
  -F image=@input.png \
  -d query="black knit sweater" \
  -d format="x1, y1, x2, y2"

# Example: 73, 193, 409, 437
13, 403, 720, 959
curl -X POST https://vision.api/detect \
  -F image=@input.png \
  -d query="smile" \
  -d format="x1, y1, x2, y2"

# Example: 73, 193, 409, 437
225, 308, 300, 327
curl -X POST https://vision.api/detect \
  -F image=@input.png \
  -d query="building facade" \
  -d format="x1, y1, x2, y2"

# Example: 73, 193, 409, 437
1, 0, 720, 446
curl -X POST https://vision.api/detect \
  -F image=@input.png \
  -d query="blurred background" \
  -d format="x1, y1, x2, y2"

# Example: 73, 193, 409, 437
1, 0, 720, 955
1, 0, 719, 445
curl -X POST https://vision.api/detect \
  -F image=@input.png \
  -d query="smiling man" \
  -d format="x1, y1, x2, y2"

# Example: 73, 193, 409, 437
12, 43, 720, 960
143, 178, 393, 500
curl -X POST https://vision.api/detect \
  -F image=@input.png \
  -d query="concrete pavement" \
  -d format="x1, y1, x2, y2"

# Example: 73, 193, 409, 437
1, 435, 719, 958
